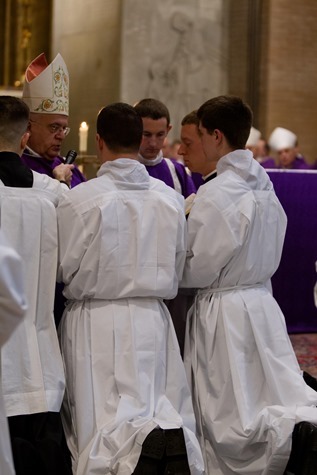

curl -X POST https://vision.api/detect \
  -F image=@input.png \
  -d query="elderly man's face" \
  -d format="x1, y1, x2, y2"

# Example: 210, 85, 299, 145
27, 113, 69, 160
278, 147, 297, 168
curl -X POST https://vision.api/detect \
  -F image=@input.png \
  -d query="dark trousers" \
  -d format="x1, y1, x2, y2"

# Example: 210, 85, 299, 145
8, 412, 72, 475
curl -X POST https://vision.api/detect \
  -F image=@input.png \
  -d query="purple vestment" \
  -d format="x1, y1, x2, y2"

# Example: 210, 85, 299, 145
139, 154, 196, 198
191, 172, 204, 189
261, 155, 312, 170
21, 150, 86, 188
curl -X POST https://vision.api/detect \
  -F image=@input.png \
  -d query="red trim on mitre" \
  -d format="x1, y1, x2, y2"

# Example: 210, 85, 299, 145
25, 53, 49, 82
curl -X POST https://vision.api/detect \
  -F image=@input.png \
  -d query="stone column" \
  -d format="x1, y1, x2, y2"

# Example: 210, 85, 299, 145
51, 0, 121, 155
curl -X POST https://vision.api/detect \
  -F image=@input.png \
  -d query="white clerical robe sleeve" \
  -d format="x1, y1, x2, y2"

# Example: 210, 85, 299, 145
57, 194, 90, 284
181, 195, 241, 289
175, 207, 187, 283
0, 232, 26, 346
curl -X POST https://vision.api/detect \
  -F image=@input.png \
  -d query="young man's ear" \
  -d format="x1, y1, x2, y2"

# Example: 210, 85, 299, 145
96, 133, 104, 151
213, 129, 223, 143
20, 131, 30, 153
166, 124, 172, 135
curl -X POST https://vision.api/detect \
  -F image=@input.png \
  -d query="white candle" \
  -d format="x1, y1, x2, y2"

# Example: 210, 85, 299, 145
79, 121, 89, 153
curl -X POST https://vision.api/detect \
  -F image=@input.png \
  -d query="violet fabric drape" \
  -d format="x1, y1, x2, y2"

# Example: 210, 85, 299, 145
267, 170, 317, 333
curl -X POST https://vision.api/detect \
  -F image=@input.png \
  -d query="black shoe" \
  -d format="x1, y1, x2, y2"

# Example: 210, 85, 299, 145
133, 456, 160, 475
286, 421, 317, 475
164, 459, 191, 475
133, 428, 190, 475
303, 371, 317, 392
133, 429, 166, 474
140, 428, 166, 460
165, 429, 187, 457
165, 429, 190, 475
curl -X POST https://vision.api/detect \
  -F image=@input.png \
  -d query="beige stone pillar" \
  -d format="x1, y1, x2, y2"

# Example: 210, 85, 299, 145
263, 0, 317, 163
51, 0, 121, 156
228, 0, 317, 164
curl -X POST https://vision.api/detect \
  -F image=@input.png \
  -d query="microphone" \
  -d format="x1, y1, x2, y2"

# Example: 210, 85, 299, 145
65, 150, 77, 164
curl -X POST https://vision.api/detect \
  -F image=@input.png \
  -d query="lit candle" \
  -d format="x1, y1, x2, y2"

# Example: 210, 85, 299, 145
79, 121, 89, 154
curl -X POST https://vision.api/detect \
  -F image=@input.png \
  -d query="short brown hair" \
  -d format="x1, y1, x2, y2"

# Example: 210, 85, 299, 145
0, 96, 29, 148
97, 102, 143, 153
134, 98, 170, 126
181, 110, 199, 127
197, 95, 252, 149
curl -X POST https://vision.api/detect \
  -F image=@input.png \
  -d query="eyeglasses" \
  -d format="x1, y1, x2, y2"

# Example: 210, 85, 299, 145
29, 120, 70, 136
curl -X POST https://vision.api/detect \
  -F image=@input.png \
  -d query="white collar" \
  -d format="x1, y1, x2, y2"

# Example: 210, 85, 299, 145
203, 169, 217, 181
25, 146, 41, 157
138, 150, 164, 167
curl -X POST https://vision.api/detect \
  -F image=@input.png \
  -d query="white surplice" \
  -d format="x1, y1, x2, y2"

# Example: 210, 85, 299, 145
57, 159, 204, 475
0, 172, 65, 417
181, 150, 317, 475
0, 231, 27, 475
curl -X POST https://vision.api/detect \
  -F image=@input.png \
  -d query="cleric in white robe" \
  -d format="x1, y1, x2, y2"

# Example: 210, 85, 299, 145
57, 103, 204, 474
181, 95, 317, 475
0, 95, 73, 474
0, 231, 27, 475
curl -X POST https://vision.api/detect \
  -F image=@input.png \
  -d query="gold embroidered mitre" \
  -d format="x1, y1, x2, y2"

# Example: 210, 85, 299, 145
22, 52, 69, 116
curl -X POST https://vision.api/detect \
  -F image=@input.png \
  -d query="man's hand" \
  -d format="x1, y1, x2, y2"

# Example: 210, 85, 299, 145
53, 164, 74, 187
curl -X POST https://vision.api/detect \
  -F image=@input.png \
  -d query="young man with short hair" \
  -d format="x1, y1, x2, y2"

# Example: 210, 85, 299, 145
181, 95, 317, 475
0, 95, 72, 475
134, 98, 197, 197
57, 102, 204, 475
179, 110, 216, 184
0, 231, 27, 475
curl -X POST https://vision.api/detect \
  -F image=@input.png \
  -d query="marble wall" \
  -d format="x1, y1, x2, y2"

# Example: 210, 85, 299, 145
121, 0, 229, 140
51, 0, 229, 152
2, 0, 316, 163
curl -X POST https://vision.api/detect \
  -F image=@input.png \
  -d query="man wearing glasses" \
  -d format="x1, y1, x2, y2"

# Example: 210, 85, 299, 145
21, 53, 86, 188
21, 54, 85, 332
